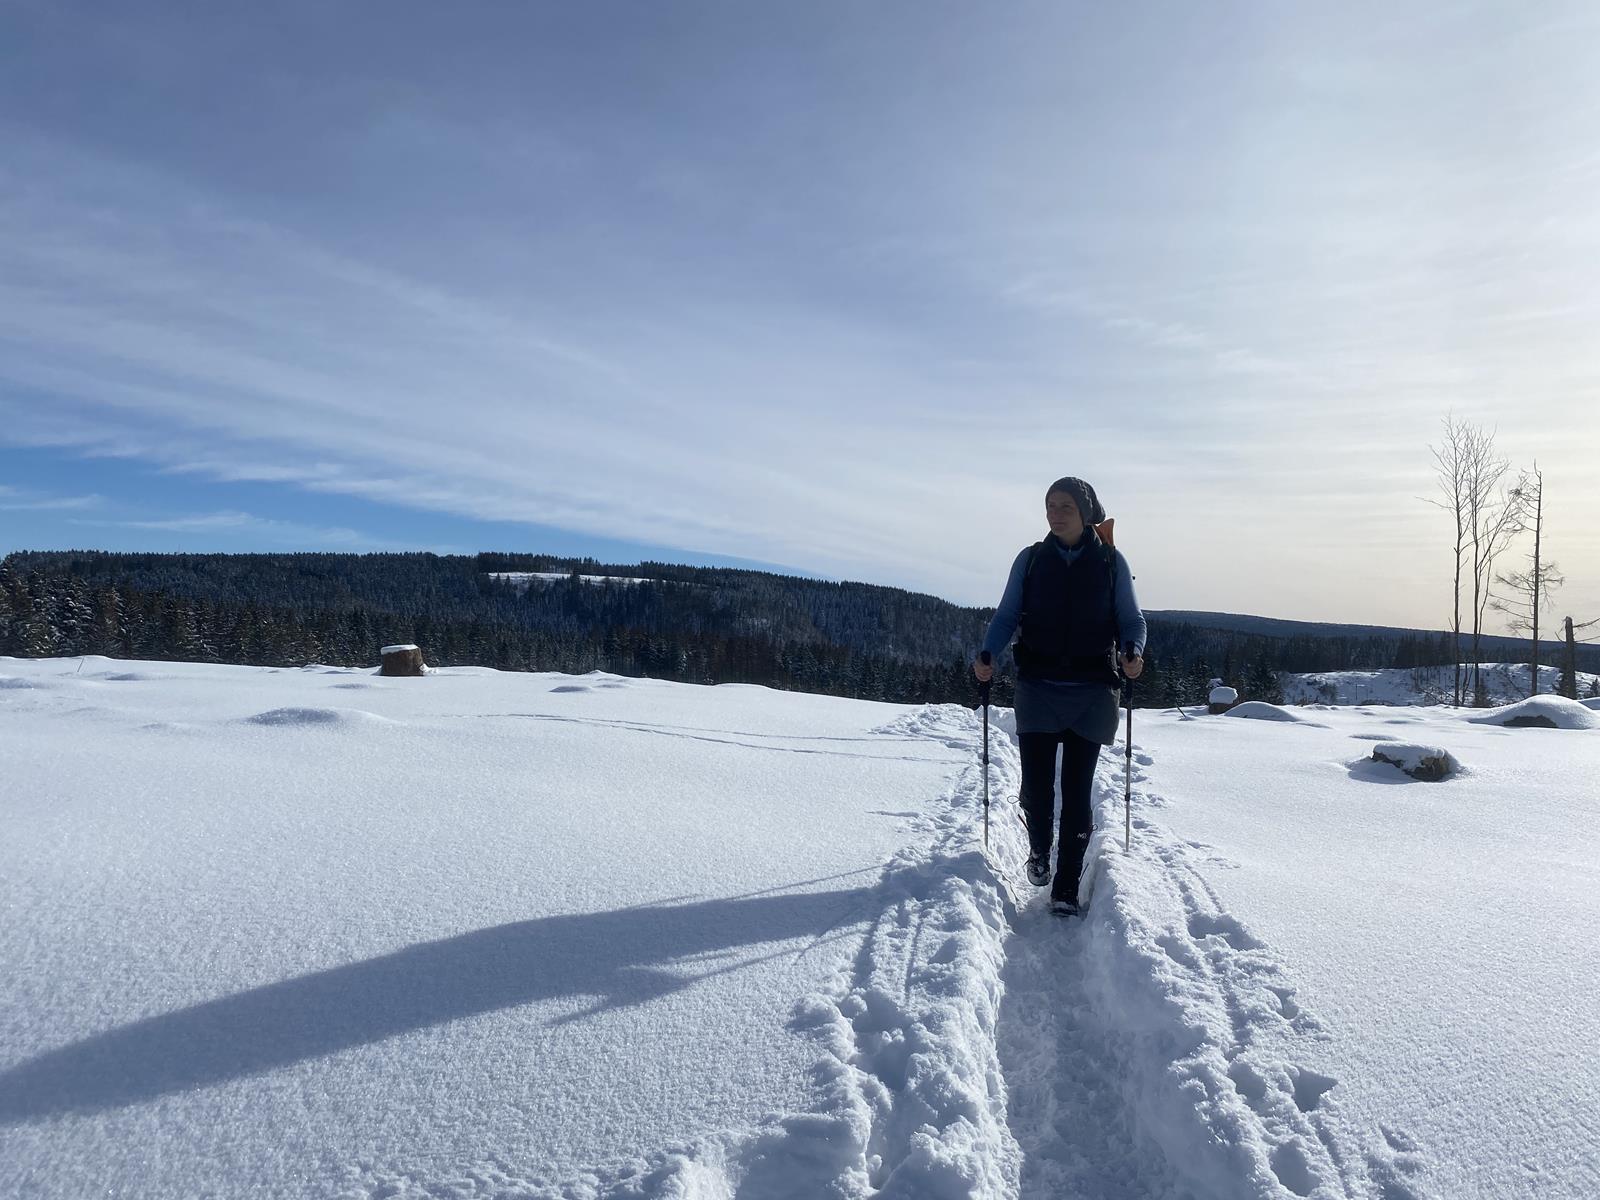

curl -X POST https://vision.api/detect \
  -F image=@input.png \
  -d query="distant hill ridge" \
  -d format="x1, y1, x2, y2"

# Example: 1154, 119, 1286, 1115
1145, 610, 1555, 659
4, 549, 1596, 704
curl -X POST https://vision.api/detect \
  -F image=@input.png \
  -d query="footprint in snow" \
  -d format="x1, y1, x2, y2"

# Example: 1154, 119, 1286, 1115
1266, 984, 1301, 1018
1227, 1060, 1270, 1107
1187, 911, 1263, 951
1271, 1139, 1321, 1197
1289, 1066, 1337, 1113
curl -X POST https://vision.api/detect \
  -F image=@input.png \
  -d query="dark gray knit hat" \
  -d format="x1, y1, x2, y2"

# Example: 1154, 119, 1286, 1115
1045, 476, 1105, 525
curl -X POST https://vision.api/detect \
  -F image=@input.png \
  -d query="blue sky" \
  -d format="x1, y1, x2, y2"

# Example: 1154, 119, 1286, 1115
3, 1, 1598, 629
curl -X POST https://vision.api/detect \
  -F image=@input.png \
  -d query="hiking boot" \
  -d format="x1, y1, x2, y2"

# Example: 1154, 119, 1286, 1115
1049, 896, 1082, 918
1025, 854, 1051, 887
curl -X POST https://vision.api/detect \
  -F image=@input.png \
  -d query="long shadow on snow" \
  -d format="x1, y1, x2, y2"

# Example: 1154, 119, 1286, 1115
0, 870, 899, 1123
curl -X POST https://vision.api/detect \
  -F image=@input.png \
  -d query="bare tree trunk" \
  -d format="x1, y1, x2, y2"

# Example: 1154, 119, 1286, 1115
1530, 468, 1541, 697
1491, 464, 1555, 700
1427, 415, 1471, 706
1464, 426, 1505, 705
1563, 616, 1578, 700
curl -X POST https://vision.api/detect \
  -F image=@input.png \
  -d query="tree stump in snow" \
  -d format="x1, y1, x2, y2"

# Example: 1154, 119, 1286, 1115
380, 644, 425, 676
1208, 683, 1238, 715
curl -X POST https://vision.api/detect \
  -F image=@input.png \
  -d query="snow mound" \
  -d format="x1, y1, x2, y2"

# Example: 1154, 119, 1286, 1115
1463, 696, 1600, 730
550, 684, 591, 693
242, 707, 395, 728
1222, 702, 1307, 723
990, 705, 1019, 739
1370, 742, 1462, 781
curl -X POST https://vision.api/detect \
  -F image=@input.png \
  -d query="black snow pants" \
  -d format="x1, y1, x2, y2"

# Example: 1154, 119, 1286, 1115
1018, 729, 1101, 902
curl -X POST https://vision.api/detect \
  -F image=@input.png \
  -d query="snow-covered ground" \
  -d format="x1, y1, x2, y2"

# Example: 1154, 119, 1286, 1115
4, 656, 1598, 1198
487, 572, 665, 589
0, 657, 973, 1197
1146, 696, 1600, 1199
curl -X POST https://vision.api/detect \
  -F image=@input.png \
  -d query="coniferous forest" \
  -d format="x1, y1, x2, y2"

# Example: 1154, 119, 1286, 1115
4, 550, 1592, 708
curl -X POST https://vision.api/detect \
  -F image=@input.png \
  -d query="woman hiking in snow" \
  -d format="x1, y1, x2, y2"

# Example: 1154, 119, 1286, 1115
973, 477, 1146, 916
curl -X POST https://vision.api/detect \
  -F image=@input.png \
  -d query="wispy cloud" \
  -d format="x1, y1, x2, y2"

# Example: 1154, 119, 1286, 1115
0, 133, 992, 585
71, 509, 403, 550
0, 486, 104, 511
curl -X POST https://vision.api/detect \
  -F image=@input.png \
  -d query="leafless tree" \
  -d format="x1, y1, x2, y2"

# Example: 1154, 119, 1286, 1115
1491, 464, 1562, 697
1425, 415, 1471, 705
1462, 428, 1524, 705
1428, 417, 1524, 705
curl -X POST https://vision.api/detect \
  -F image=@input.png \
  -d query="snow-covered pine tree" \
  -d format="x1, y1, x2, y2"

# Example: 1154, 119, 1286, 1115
19, 574, 61, 659
0, 567, 15, 654
90, 586, 127, 658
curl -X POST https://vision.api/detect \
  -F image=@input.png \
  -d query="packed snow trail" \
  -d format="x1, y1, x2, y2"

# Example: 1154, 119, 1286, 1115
964, 707, 1430, 1200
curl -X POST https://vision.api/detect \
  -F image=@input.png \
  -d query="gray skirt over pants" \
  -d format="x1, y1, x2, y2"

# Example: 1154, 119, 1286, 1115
1014, 675, 1121, 745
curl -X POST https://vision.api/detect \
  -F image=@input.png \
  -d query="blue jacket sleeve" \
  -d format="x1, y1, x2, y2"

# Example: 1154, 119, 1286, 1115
980, 548, 1031, 660
1113, 549, 1147, 658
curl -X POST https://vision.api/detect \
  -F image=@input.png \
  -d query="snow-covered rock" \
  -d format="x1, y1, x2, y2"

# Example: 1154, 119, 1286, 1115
1370, 742, 1461, 781
1463, 695, 1600, 730
1222, 701, 1305, 723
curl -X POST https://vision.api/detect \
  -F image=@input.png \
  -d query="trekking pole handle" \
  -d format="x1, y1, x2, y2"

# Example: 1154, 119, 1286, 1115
977, 650, 992, 704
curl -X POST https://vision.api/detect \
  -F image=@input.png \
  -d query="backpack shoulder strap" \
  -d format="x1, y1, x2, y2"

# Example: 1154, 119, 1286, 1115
1018, 541, 1043, 623
1103, 540, 1120, 631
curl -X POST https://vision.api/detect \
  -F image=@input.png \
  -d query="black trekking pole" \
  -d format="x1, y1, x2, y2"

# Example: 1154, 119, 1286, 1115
1120, 645, 1135, 852
978, 650, 992, 850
